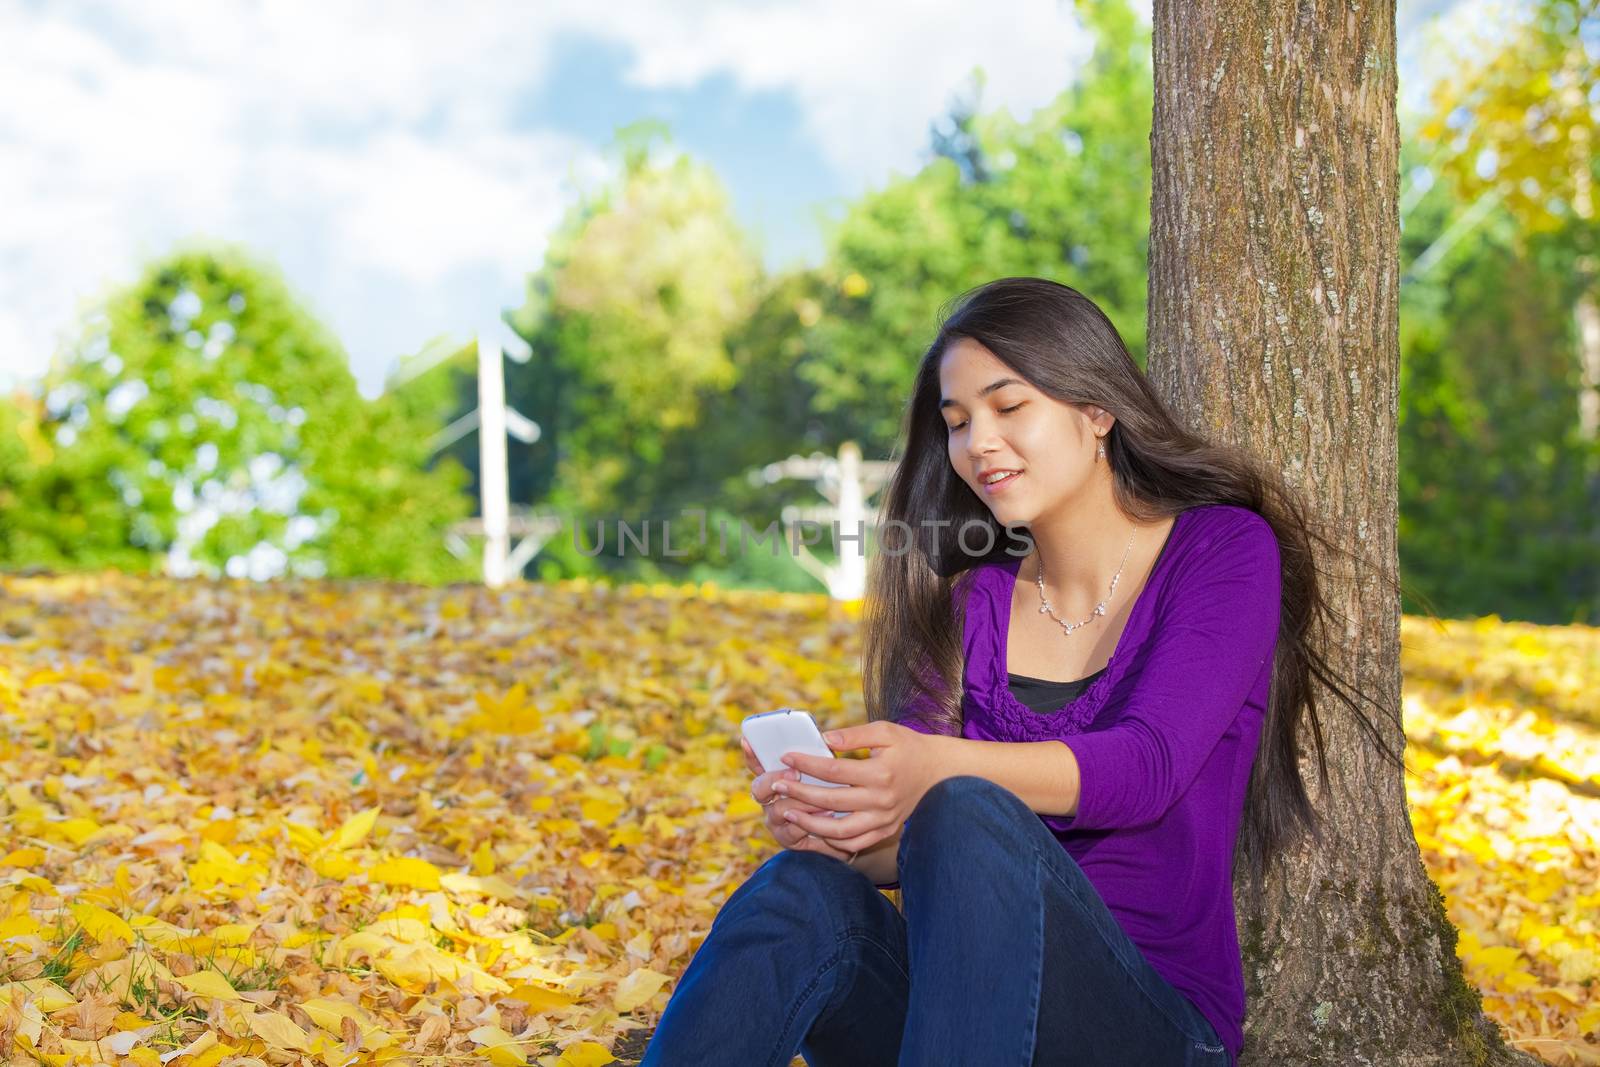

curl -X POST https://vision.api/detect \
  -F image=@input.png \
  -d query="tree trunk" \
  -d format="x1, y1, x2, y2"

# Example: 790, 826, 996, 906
1145, 2, 1540, 1064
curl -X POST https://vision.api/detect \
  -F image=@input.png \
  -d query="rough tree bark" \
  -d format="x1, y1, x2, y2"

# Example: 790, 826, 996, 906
1145, 2, 1541, 1065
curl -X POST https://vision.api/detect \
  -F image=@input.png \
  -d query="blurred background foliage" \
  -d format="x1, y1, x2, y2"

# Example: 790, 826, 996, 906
0, 0, 1595, 623
0, 250, 475, 583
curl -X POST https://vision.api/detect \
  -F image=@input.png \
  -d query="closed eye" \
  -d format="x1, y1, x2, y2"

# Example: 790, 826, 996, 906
948, 402, 1024, 432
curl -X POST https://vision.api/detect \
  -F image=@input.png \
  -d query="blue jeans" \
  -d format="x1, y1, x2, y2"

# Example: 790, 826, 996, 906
642, 775, 1231, 1066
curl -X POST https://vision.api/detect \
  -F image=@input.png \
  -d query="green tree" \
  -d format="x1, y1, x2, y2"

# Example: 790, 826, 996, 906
511, 1, 1156, 589
504, 124, 763, 578
801, 0, 1153, 453
617, 269, 854, 591
1398, 140, 1599, 622
6, 245, 473, 582
0, 388, 129, 570
1401, 0, 1600, 622
1419, 0, 1596, 239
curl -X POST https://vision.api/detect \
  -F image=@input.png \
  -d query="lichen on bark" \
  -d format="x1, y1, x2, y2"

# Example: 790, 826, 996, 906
1418, 876, 1510, 1067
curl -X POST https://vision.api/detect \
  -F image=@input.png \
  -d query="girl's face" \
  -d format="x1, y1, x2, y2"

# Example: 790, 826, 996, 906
938, 336, 1112, 527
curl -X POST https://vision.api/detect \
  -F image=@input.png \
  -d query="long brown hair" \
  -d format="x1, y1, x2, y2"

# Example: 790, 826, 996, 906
861, 276, 1406, 895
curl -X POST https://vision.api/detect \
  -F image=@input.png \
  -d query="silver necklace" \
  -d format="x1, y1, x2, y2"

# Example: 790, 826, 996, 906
1034, 529, 1136, 637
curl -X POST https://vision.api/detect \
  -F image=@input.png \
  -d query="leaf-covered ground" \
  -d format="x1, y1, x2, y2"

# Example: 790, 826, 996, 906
1400, 615, 1600, 1064
0, 574, 1594, 1065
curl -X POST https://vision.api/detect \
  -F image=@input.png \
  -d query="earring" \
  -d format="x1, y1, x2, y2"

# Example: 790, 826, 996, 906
1096, 437, 1106, 460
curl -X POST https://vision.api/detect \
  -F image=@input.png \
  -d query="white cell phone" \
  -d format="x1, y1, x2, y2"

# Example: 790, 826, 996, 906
741, 707, 850, 818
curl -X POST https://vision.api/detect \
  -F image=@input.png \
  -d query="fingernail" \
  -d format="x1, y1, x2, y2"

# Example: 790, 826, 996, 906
784, 811, 798, 821
773, 783, 788, 794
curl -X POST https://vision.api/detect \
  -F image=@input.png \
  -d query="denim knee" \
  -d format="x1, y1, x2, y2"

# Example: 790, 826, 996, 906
758, 847, 864, 894
899, 775, 1041, 885
717, 848, 881, 941
906, 775, 1023, 840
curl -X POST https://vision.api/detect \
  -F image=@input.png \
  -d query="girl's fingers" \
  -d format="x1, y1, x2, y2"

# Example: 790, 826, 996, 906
767, 797, 829, 844
741, 738, 764, 776
758, 781, 854, 859
809, 828, 881, 854
795, 833, 849, 860
786, 828, 820, 852
782, 806, 881, 845
753, 769, 805, 806
773, 780, 868, 814
744, 741, 772, 778
755, 765, 806, 803
779, 816, 817, 850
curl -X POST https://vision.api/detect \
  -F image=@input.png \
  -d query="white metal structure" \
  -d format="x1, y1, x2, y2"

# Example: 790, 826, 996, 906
749, 441, 896, 600
407, 321, 548, 588
477, 330, 512, 587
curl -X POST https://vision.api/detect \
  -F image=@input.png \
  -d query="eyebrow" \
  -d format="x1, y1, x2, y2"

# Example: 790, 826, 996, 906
939, 377, 1026, 410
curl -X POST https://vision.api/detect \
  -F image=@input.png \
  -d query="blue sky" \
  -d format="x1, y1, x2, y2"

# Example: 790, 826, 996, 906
0, 0, 1479, 399
519, 31, 840, 272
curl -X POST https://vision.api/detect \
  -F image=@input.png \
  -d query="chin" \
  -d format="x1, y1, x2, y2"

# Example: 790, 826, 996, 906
988, 499, 1034, 523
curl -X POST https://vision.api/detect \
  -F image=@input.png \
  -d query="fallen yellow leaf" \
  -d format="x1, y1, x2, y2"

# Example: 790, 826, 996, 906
173, 970, 242, 1002
613, 967, 672, 1013
333, 805, 382, 850
370, 855, 443, 890
468, 1023, 529, 1066
246, 1009, 312, 1052
557, 1040, 618, 1067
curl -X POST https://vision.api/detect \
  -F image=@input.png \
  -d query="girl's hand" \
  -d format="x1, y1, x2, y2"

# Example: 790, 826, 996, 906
767, 721, 939, 855
740, 737, 857, 860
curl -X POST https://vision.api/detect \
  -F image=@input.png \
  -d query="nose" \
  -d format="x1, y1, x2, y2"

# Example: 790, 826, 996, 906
965, 419, 1002, 461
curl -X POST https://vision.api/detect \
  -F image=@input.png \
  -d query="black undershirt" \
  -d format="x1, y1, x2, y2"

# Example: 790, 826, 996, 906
1005, 665, 1107, 713
1005, 517, 1179, 715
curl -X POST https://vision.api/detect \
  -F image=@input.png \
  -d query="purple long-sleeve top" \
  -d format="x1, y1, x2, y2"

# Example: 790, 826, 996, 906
887, 504, 1280, 1067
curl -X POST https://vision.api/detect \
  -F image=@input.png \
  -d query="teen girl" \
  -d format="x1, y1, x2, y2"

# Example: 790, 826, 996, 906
642, 277, 1379, 1066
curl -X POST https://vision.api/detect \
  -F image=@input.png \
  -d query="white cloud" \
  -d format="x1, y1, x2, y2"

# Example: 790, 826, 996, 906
0, 0, 1095, 396
584, 0, 1092, 191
